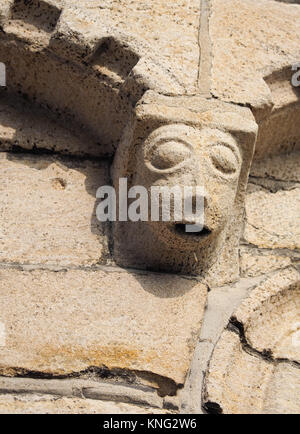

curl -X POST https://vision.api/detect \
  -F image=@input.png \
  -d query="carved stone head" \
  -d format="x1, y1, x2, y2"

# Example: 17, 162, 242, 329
113, 92, 258, 285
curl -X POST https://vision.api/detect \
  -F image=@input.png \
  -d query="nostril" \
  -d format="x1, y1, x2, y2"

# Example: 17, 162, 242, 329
174, 223, 186, 234
174, 223, 212, 237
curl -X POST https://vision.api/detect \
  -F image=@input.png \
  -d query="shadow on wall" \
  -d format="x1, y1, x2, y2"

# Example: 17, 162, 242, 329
0, 91, 112, 264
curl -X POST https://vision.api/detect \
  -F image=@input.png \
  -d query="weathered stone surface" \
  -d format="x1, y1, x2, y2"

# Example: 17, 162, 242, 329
0, 376, 164, 410
0, 94, 106, 157
210, 0, 300, 107
0, 394, 166, 414
250, 152, 300, 183
0, 153, 110, 266
244, 187, 300, 249
204, 331, 272, 414
180, 274, 264, 413
233, 268, 300, 362
240, 248, 292, 278
262, 363, 300, 414
204, 330, 300, 414
241, 152, 300, 278
0, 0, 299, 414
75, 0, 201, 93
210, 0, 300, 159
0, 267, 207, 389
204, 269, 300, 414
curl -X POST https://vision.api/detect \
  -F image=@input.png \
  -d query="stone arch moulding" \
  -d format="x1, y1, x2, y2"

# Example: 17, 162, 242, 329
203, 268, 300, 414
0, 0, 183, 157
253, 65, 300, 160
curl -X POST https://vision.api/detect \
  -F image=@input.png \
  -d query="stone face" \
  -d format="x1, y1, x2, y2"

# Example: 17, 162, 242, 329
0, 394, 166, 414
113, 93, 257, 285
0, 153, 110, 266
0, 267, 207, 390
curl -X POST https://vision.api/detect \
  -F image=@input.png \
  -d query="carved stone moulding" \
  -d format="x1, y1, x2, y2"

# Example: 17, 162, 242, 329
0, 0, 182, 157
203, 268, 300, 414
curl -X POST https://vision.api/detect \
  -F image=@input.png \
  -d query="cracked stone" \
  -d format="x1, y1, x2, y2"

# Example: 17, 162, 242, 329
204, 330, 300, 414
204, 268, 300, 414
233, 267, 300, 363
0, 267, 207, 390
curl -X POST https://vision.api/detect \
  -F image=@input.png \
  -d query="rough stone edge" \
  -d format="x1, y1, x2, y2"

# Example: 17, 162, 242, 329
0, 377, 165, 410
0, 0, 185, 96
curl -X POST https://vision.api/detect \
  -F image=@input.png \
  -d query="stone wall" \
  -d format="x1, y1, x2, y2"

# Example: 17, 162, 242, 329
0, 0, 299, 414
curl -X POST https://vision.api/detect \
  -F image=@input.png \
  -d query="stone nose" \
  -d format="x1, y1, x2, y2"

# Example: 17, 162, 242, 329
179, 190, 208, 227
182, 188, 209, 212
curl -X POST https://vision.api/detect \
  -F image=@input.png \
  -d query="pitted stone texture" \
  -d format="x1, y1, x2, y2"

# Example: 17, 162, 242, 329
244, 186, 300, 250
240, 248, 292, 278
241, 152, 300, 277
204, 331, 273, 414
0, 95, 106, 157
0, 394, 165, 414
113, 93, 257, 286
204, 330, 300, 414
262, 363, 300, 414
0, 267, 207, 388
74, 0, 201, 93
3, 0, 63, 46
209, 0, 300, 160
210, 0, 300, 107
0, 153, 110, 266
250, 152, 300, 183
204, 269, 300, 414
233, 268, 300, 362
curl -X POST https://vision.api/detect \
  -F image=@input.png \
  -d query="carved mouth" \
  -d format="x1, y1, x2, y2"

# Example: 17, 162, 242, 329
174, 223, 212, 238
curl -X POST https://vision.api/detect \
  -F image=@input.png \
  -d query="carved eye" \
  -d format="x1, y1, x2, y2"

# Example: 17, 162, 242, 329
148, 141, 191, 170
210, 144, 240, 175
